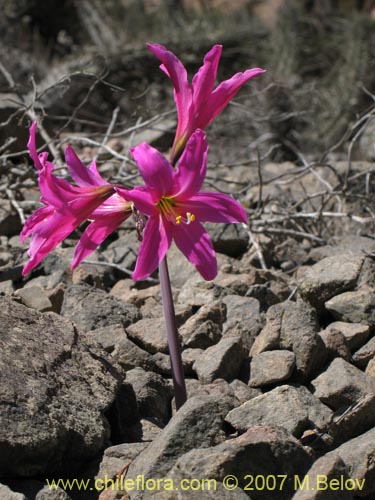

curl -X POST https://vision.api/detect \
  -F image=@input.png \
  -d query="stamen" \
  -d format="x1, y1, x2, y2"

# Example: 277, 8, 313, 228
186, 212, 195, 224
175, 215, 182, 224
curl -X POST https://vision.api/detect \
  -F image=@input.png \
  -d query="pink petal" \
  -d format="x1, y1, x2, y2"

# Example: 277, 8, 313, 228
191, 45, 222, 113
90, 193, 132, 217
27, 122, 48, 171
132, 216, 172, 281
116, 187, 157, 217
65, 146, 106, 187
179, 192, 247, 223
197, 68, 266, 129
172, 130, 208, 198
22, 212, 76, 275
20, 205, 54, 242
147, 43, 192, 138
173, 221, 217, 280
72, 211, 129, 268
130, 142, 174, 197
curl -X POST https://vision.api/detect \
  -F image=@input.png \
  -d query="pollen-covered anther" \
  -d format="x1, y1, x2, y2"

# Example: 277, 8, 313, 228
175, 212, 195, 225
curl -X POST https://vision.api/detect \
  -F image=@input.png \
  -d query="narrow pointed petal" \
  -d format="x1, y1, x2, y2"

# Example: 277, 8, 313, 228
22, 212, 76, 275
191, 45, 222, 110
197, 68, 266, 129
130, 142, 174, 197
147, 43, 192, 136
173, 221, 217, 280
180, 192, 247, 223
116, 187, 157, 217
132, 216, 172, 281
72, 212, 129, 268
20, 205, 54, 242
27, 122, 47, 171
172, 130, 208, 199
65, 146, 105, 187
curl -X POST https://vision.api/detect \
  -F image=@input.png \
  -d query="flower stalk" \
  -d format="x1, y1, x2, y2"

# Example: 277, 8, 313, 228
159, 256, 187, 410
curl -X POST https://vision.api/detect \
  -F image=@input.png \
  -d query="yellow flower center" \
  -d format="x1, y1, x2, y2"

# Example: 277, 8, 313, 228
157, 197, 195, 225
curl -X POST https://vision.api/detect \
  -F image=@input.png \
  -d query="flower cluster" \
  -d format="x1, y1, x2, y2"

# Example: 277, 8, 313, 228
22, 44, 264, 280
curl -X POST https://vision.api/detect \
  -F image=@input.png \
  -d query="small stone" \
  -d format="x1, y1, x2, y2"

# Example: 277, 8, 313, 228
35, 485, 72, 499
250, 303, 283, 356
291, 453, 352, 500
0, 483, 27, 500
177, 275, 228, 307
125, 368, 172, 425
298, 253, 364, 308
325, 322, 370, 351
126, 318, 169, 354
325, 288, 375, 326
179, 301, 225, 349
230, 379, 262, 404
249, 350, 295, 387
222, 294, 262, 349
206, 222, 249, 257
325, 426, 375, 497
311, 358, 375, 409
97, 443, 148, 481
60, 284, 140, 331
226, 385, 332, 437
15, 286, 52, 312
194, 336, 247, 384
352, 336, 375, 368
127, 396, 234, 487
280, 299, 327, 378
365, 357, 375, 378
181, 348, 204, 375
318, 328, 352, 361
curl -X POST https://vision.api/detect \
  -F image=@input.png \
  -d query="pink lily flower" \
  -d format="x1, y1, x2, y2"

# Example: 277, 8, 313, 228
147, 43, 265, 162
116, 129, 247, 281
21, 122, 117, 275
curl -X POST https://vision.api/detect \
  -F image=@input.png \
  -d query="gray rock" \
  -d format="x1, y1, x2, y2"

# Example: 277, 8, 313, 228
179, 301, 226, 349
177, 275, 228, 307
60, 284, 140, 331
0, 297, 128, 476
168, 426, 312, 500
127, 395, 234, 496
325, 321, 370, 351
15, 285, 53, 312
298, 253, 364, 307
181, 348, 204, 375
226, 385, 332, 437
292, 453, 352, 500
222, 295, 262, 349
230, 379, 262, 404
325, 426, 375, 497
194, 336, 247, 384
311, 358, 375, 409
97, 443, 148, 481
250, 303, 283, 356
249, 350, 295, 387
325, 288, 375, 326
126, 318, 169, 354
331, 393, 375, 446
318, 327, 352, 361
0, 483, 27, 500
182, 379, 239, 409
35, 485, 72, 499
126, 368, 172, 425
206, 222, 249, 257
143, 481, 250, 500
280, 299, 326, 378
353, 336, 375, 368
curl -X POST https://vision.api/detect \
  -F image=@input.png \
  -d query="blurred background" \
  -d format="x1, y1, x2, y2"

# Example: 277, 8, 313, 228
1, 0, 375, 163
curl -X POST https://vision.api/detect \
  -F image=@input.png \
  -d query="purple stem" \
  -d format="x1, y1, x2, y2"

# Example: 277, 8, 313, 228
159, 255, 187, 410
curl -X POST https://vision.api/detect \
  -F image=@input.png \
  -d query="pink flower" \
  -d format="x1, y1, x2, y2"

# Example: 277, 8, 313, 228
116, 129, 247, 281
147, 43, 265, 162
21, 122, 118, 275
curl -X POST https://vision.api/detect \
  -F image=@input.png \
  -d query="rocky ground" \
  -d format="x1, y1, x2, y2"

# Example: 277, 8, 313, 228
2, 177, 375, 499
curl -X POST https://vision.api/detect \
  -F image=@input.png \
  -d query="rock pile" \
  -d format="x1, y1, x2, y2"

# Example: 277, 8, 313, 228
1, 229, 375, 499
